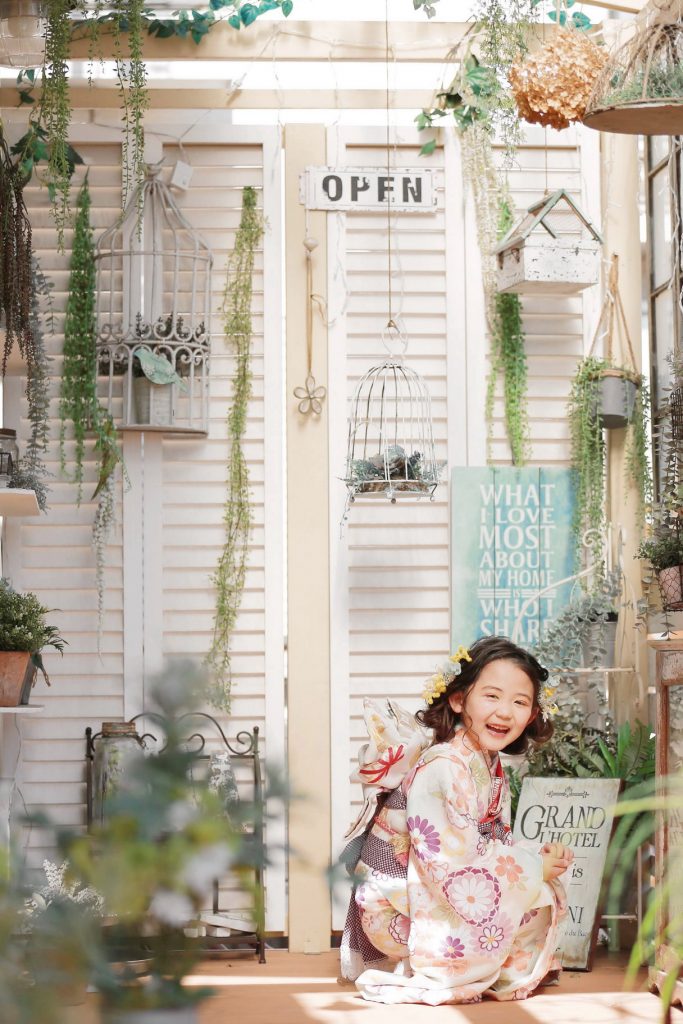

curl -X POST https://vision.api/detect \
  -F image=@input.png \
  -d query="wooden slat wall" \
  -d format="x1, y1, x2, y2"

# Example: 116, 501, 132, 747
329, 125, 598, 928
5, 130, 286, 930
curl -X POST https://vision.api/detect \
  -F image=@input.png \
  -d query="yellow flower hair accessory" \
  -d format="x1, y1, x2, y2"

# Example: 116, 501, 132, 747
422, 646, 472, 705
538, 684, 559, 722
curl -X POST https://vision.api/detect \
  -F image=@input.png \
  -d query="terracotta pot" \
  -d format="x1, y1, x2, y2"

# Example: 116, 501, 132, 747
658, 565, 683, 610
0, 651, 35, 707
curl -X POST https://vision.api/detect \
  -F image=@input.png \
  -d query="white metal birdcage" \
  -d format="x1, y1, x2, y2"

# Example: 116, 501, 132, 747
95, 163, 212, 434
344, 326, 440, 505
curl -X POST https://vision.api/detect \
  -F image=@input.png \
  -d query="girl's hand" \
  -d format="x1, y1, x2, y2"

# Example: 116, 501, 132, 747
541, 842, 574, 881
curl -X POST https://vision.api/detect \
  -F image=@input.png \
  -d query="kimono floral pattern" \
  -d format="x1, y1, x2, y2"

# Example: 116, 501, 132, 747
353, 731, 567, 1006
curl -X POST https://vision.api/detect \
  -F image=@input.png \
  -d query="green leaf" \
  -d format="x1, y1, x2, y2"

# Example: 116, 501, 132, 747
18, 91, 34, 105
19, 157, 33, 179
571, 11, 592, 28
228, 13, 241, 28
47, 182, 56, 203
240, 3, 259, 24
210, 0, 227, 7
548, 9, 567, 24
282, 0, 293, 13
419, 138, 437, 156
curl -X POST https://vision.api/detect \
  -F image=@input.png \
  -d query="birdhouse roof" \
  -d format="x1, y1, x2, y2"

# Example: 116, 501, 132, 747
493, 189, 602, 254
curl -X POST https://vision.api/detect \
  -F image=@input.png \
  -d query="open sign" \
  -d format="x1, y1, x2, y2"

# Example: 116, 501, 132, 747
300, 167, 436, 213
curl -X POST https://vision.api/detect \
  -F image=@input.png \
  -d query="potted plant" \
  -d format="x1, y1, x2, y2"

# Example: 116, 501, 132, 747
0, 578, 66, 706
637, 530, 683, 610
568, 355, 650, 564
59, 664, 256, 1022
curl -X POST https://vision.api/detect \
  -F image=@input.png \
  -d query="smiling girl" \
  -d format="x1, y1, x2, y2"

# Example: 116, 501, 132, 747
340, 636, 572, 1005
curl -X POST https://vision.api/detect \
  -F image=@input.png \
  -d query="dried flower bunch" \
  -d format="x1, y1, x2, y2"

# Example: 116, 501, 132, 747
510, 28, 608, 130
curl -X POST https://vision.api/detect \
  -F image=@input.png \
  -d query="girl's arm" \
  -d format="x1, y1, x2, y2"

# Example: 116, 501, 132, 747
407, 755, 545, 916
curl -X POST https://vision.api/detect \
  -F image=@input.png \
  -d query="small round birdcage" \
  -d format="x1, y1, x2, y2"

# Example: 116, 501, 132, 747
583, 0, 683, 135
344, 325, 440, 505
95, 163, 212, 434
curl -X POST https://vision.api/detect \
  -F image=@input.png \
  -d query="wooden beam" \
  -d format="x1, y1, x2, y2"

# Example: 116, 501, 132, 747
68, 19, 466, 62
0, 86, 437, 110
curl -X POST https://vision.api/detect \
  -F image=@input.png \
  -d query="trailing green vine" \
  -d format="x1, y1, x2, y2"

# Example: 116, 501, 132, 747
568, 356, 608, 568
59, 179, 123, 639
12, 1, 293, 247
485, 200, 530, 466
207, 186, 263, 712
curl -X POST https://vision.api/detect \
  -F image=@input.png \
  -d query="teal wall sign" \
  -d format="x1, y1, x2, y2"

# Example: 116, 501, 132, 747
450, 467, 577, 648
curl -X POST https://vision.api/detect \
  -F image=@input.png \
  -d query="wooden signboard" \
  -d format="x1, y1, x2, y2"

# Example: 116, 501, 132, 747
512, 776, 621, 970
450, 467, 576, 649
300, 167, 436, 213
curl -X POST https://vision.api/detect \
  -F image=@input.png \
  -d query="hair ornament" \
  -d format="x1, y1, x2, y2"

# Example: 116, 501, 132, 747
538, 684, 558, 722
422, 645, 472, 705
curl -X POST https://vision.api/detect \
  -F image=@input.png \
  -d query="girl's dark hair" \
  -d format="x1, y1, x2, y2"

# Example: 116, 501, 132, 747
415, 635, 553, 755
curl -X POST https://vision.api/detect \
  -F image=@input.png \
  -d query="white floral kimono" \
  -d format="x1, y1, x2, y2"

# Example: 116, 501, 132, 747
347, 730, 566, 1005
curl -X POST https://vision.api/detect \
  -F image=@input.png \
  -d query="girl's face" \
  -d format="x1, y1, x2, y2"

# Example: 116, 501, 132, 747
448, 658, 536, 754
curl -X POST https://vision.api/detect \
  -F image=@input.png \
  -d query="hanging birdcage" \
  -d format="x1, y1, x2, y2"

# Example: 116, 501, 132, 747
344, 325, 440, 505
95, 163, 212, 434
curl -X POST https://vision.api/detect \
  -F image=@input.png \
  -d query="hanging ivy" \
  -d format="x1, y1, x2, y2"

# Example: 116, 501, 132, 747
485, 199, 530, 466
207, 186, 263, 712
59, 179, 123, 636
0, 129, 33, 370
12, 1, 293, 247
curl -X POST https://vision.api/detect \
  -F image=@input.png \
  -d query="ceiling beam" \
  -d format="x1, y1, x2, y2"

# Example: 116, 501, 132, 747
0, 86, 438, 110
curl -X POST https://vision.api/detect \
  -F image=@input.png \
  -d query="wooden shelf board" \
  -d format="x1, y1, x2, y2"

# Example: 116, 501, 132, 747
119, 425, 208, 437
0, 705, 43, 714
0, 489, 40, 517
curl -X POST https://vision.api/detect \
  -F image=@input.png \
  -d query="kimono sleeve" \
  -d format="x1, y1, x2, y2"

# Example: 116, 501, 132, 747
406, 754, 544, 924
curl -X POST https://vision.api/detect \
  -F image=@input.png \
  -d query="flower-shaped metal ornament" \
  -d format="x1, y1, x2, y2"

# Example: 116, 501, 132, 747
294, 373, 327, 416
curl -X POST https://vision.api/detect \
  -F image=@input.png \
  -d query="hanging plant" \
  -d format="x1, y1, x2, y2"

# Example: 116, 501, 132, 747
486, 199, 530, 466
0, 132, 52, 509
59, 179, 123, 638
12, 1, 293, 248
568, 356, 651, 570
0, 128, 33, 370
207, 186, 263, 712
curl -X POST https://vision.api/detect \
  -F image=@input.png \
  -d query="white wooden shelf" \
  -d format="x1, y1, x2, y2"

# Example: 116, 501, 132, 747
555, 667, 633, 676
0, 489, 40, 516
0, 705, 43, 714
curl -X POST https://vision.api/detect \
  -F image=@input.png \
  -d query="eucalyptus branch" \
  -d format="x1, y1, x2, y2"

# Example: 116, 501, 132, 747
207, 186, 263, 712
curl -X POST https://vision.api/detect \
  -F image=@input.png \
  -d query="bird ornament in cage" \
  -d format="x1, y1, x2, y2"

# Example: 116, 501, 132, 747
343, 322, 442, 511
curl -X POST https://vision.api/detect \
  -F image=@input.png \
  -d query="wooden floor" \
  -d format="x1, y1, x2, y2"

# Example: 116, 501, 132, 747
68, 948, 668, 1022
183, 948, 667, 1024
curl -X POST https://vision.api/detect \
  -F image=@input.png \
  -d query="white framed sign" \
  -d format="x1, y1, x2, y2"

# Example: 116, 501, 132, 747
300, 167, 436, 213
512, 776, 621, 970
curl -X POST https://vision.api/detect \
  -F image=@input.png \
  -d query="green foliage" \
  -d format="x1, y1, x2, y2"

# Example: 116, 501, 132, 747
0, 129, 34, 373
134, 347, 187, 388
568, 356, 608, 567
486, 199, 529, 466
568, 358, 650, 571
0, 578, 66, 685
637, 531, 683, 572
207, 187, 263, 711
59, 180, 124, 640
59, 179, 121, 503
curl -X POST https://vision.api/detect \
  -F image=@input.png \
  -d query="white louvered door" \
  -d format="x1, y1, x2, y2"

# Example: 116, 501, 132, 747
328, 123, 601, 928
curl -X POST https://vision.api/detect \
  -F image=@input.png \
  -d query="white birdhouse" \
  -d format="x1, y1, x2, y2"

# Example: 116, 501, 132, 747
494, 190, 602, 296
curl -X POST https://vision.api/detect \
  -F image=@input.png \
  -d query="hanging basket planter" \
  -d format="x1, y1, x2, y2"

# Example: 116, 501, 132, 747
494, 190, 602, 296
510, 27, 609, 131
593, 368, 639, 428
583, 0, 683, 134
344, 324, 441, 505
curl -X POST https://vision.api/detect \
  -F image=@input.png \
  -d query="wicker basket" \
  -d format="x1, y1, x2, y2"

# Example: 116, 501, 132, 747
659, 564, 683, 609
